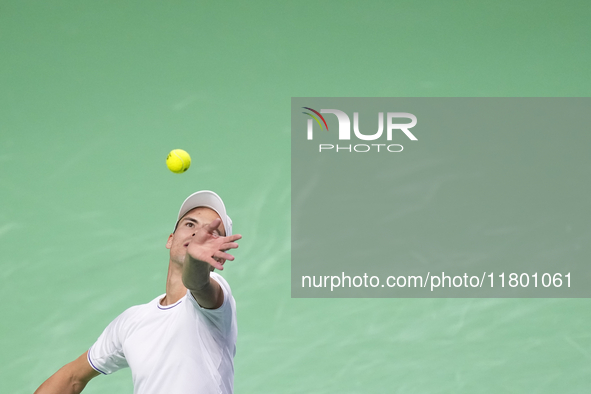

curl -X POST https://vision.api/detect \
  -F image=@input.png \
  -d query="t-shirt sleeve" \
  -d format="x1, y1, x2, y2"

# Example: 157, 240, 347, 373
188, 272, 236, 335
87, 308, 134, 375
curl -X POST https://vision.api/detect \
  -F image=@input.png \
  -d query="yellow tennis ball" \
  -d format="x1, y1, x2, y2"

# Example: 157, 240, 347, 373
166, 149, 191, 173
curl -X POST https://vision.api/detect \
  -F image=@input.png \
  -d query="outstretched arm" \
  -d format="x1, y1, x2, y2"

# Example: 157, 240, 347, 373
182, 218, 241, 309
34, 351, 100, 394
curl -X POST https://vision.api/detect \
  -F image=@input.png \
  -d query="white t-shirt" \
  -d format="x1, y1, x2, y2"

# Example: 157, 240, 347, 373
87, 272, 237, 394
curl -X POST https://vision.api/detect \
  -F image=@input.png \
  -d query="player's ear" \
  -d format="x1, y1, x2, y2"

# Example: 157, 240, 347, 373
166, 233, 174, 249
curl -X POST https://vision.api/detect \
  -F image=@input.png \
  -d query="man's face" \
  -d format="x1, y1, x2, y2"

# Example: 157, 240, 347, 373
166, 207, 226, 265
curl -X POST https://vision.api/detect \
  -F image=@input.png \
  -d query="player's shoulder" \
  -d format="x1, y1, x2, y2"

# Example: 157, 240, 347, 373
119, 303, 144, 317
115, 294, 164, 320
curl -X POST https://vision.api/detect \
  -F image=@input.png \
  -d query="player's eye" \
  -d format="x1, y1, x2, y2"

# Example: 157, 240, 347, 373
186, 222, 194, 227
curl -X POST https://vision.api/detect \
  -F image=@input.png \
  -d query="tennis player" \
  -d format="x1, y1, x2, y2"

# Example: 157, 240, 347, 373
34, 190, 242, 394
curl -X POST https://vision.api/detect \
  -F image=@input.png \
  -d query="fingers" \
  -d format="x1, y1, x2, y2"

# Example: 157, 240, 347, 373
214, 250, 235, 261
220, 241, 240, 251
205, 220, 241, 242
206, 218, 222, 235
226, 234, 242, 241
209, 257, 224, 270
214, 233, 242, 242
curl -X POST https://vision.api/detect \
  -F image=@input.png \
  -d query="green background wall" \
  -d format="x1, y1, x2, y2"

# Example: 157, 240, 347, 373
1, 1, 589, 393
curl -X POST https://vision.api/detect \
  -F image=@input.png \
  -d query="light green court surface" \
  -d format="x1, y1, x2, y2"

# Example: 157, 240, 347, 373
1, 2, 590, 393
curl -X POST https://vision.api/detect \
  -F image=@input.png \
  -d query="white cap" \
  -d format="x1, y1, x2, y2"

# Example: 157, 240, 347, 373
174, 190, 233, 236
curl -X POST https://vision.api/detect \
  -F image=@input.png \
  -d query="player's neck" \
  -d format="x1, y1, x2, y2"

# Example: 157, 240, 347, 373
162, 260, 187, 306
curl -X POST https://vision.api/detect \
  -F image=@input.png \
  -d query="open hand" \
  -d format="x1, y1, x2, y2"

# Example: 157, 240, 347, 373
186, 218, 242, 270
